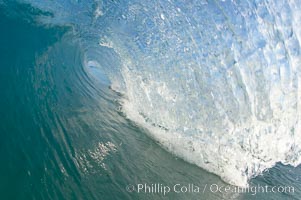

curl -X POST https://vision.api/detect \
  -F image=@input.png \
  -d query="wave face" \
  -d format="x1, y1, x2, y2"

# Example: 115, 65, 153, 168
22, 0, 301, 187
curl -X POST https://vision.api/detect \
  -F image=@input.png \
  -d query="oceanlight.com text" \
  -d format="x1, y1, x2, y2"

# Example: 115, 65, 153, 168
125, 183, 295, 196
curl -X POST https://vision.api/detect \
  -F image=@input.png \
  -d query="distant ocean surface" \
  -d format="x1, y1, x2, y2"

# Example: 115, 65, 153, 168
1, 0, 301, 199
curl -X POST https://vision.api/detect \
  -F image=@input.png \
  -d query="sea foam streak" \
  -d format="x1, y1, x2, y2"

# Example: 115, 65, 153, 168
106, 0, 301, 187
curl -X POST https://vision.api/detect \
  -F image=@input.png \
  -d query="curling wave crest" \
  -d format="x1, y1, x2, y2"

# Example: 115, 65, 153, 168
22, 0, 301, 187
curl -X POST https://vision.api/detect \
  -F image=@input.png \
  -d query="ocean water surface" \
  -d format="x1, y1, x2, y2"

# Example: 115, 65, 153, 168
1, 0, 301, 199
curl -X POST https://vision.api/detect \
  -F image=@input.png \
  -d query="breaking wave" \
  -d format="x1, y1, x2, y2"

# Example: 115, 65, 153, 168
22, 0, 301, 187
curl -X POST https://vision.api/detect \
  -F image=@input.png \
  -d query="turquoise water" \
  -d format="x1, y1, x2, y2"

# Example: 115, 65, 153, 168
1, 1, 301, 199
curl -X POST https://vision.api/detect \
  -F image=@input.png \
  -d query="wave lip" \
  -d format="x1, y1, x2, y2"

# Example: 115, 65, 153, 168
107, 0, 301, 187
